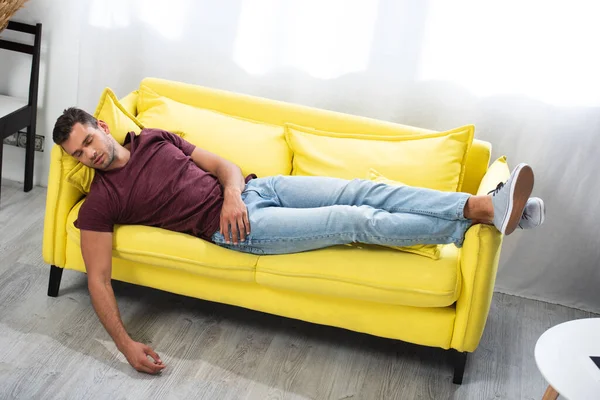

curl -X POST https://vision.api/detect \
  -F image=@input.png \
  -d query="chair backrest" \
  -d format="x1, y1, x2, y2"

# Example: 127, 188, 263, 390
0, 21, 42, 107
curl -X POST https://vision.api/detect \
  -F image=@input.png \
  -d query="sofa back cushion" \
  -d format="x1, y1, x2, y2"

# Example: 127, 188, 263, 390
139, 77, 490, 193
286, 123, 474, 192
477, 156, 511, 195
64, 87, 144, 194
136, 85, 292, 178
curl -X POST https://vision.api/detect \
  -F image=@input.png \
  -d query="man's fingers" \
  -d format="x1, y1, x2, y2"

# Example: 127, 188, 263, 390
230, 219, 240, 245
138, 366, 151, 374
225, 220, 232, 244
137, 363, 155, 374
144, 346, 162, 364
230, 221, 236, 244
222, 217, 232, 243
237, 217, 247, 242
222, 211, 250, 244
142, 357, 165, 374
243, 211, 251, 236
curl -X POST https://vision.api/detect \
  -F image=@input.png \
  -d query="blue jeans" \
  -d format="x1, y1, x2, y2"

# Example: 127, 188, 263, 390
211, 175, 473, 255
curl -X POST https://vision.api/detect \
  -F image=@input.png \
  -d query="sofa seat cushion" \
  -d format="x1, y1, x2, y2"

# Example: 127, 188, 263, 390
255, 243, 461, 307
66, 200, 259, 282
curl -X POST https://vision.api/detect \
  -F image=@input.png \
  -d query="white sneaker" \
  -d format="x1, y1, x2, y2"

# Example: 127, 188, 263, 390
489, 163, 535, 235
518, 197, 545, 229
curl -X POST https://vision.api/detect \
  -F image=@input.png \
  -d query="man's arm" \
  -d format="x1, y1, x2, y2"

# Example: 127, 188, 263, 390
190, 147, 245, 194
190, 147, 250, 244
81, 229, 165, 374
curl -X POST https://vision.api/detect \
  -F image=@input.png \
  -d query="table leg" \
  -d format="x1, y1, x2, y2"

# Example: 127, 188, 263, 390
542, 385, 559, 400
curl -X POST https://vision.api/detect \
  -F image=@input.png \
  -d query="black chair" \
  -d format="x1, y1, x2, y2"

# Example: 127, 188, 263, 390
0, 20, 42, 200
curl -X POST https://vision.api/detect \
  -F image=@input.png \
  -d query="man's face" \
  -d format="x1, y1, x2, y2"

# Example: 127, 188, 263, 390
62, 121, 116, 170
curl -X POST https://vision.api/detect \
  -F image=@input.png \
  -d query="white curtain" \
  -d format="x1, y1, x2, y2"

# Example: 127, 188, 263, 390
75, 0, 600, 312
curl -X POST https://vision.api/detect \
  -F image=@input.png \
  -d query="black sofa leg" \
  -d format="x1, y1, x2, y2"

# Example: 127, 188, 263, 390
451, 350, 468, 385
48, 265, 63, 297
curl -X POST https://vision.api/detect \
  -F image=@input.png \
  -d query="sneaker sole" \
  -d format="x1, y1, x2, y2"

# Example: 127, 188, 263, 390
504, 164, 535, 235
538, 198, 545, 226
529, 197, 546, 227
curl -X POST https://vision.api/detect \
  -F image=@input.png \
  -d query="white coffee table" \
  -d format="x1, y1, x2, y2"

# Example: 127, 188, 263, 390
535, 318, 600, 399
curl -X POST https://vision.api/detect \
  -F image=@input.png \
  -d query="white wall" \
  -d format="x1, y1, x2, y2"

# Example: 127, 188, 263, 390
0, 0, 82, 187
2, 0, 600, 313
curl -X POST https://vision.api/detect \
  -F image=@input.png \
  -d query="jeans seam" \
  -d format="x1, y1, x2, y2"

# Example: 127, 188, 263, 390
454, 219, 471, 247
215, 242, 266, 255
387, 206, 457, 219
386, 195, 470, 221
267, 176, 282, 207
455, 195, 469, 220
248, 232, 460, 245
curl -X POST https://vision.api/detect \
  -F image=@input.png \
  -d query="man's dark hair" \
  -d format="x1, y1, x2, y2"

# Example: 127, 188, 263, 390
52, 107, 98, 145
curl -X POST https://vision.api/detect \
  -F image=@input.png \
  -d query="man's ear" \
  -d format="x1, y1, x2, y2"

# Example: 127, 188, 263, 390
97, 120, 110, 135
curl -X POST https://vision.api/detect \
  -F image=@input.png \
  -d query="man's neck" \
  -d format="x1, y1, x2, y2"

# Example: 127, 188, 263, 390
105, 145, 131, 171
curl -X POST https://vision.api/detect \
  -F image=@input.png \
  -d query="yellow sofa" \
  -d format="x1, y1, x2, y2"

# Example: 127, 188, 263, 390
43, 78, 509, 384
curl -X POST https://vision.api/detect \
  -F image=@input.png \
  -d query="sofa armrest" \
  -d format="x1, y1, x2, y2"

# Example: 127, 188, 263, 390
43, 145, 85, 267
450, 157, 510, 352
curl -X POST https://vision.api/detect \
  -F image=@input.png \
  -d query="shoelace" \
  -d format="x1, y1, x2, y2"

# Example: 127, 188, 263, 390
518, 213, 530, 229
487, 182, 504, 196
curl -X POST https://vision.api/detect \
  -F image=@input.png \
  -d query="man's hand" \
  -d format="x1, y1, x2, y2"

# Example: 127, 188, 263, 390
188, 146, 249, 243
220, 187, 250, 245
122, 341, 166, 374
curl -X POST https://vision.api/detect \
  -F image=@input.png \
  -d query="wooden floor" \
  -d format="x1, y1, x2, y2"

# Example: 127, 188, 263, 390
0, 179, 596, 400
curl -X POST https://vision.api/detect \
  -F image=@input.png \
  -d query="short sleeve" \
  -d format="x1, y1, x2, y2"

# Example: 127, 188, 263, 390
74, 192, 116, 232
155, 129, 196, 156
